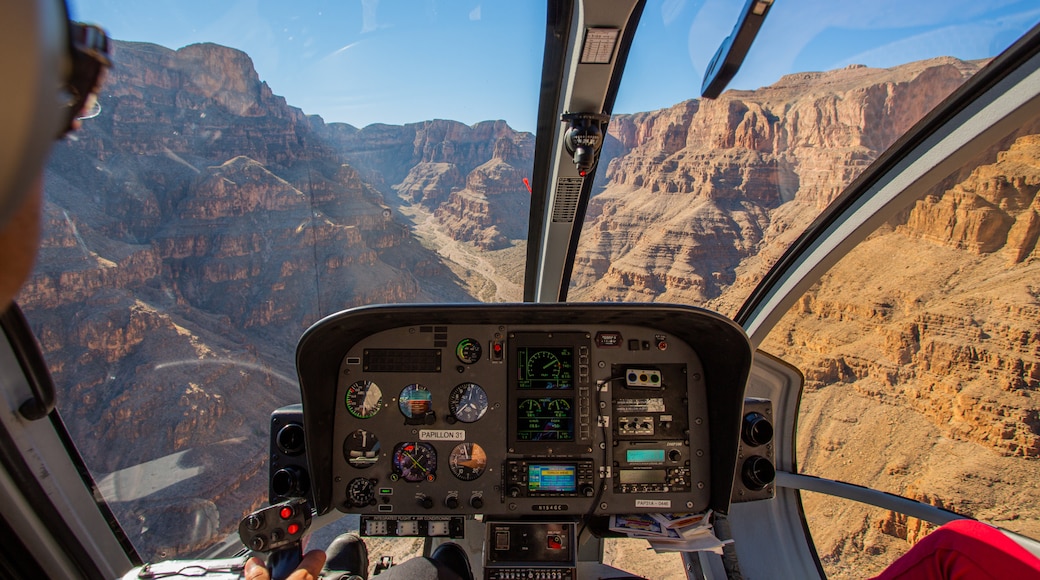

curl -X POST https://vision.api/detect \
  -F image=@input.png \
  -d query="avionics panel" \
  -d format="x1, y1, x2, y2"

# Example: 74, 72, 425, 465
295, 304, 753, 521
507, 332, 592, 456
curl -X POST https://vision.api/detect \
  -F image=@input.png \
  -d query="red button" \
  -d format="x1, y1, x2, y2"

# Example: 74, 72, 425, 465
287, 523, 300, 535
280, 506, 294, 520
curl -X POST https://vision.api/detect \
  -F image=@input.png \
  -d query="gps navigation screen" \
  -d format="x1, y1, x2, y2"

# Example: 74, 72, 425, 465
527, 464, 577, 493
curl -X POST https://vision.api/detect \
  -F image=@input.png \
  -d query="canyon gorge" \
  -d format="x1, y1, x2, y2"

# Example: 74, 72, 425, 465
15, 37, 1037, 577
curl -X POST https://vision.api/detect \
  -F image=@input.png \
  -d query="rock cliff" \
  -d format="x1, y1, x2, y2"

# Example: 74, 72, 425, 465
313, 117, 534, 250
21, 40, 465, 559
571, 58, 983, 308
761, 128, 1040, 577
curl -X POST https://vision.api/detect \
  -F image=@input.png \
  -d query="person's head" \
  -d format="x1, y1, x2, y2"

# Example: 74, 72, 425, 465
0, 0, 109, 311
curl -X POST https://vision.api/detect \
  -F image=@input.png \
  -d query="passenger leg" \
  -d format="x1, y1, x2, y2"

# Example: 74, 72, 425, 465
871, 519, 1040, 579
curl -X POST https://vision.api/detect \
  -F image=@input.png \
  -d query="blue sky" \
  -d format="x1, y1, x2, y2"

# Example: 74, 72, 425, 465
72, 0, 1039, 134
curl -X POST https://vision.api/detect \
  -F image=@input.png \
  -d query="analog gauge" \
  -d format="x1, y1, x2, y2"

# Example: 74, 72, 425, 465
392, 442, 437, 482
548, 398, 571, 413
347, 477, 376, 508
398, 384, 432, 420
344, 429, 380, 469
449, 382, 488, 423
519, 398, 542, 413
455, 338, 483, 364
449, 443, 487, 481
345, 380, 383, 419
526, 350, 562, 380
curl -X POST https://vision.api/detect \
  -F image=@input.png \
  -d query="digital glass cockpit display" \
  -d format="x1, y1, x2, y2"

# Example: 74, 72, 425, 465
527, 464, 577, 493
516, 397, 574, 441
516, 346, 574, 389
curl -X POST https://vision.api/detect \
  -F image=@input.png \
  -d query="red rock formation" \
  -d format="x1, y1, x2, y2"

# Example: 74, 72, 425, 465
573, 58, 984, 309
21, 40, 465, 561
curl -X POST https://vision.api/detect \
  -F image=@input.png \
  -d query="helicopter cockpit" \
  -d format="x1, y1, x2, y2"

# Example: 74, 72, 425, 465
2, 0, 1040, 579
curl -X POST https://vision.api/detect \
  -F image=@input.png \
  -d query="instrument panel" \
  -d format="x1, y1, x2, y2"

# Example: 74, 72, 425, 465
296, 304, 753, 520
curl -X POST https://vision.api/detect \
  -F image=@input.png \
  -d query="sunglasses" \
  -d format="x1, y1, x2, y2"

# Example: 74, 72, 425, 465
62, 22, 111, 137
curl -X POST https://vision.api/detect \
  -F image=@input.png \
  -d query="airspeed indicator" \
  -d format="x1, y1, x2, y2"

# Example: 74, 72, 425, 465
345, 380, 383, 419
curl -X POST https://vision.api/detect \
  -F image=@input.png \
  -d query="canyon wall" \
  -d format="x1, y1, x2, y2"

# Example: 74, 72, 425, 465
21, 40, 469, 559
572, 58, 983, 310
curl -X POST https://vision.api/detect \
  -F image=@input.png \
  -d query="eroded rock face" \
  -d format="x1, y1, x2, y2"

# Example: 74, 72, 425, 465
762, 129, 1040, 577
572, 57, 984, 308
314, 118, 534, 248
21, 40, 461, 560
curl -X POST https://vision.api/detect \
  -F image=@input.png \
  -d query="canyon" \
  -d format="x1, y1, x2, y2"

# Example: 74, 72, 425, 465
15, 36, 1038, 577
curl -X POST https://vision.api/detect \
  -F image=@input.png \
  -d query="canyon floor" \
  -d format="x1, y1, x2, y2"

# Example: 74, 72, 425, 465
399, 203, 525, 303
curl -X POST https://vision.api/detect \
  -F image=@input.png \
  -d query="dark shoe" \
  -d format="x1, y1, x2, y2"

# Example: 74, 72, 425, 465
323, 533, 368, 580
430, 542, 473, 580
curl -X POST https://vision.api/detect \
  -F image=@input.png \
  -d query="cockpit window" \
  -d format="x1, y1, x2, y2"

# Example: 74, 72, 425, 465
569, 0, 1040, 315
20, 0, 541, 561
760, 109, 1040, 577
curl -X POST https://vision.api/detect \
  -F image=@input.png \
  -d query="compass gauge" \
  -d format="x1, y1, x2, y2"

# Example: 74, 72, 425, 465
392, 442, 437, 482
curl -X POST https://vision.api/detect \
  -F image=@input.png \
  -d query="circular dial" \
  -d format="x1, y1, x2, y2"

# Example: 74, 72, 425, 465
448, 443, 487, 481
455, 338, 482, 364
398, 384, 432, 419
345, 380, 383, 419
392, 442, 437, 482
526, 349, 562, 380
347, 477, 376, 507
343, 429, 380, 469
449, 382, 488, 423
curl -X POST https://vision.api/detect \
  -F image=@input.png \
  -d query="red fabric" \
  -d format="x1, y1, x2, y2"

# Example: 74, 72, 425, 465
871, 519, 1040, 579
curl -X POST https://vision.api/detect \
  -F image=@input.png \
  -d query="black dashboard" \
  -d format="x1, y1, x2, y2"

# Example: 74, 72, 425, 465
295, 304, 753, 521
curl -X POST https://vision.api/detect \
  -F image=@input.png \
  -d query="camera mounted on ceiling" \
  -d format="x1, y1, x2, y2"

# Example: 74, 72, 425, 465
562, 112, 610, 177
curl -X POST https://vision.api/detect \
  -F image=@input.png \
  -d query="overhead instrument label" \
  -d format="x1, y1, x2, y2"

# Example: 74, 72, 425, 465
419, 429, 465, 441
616, 398, 665, 413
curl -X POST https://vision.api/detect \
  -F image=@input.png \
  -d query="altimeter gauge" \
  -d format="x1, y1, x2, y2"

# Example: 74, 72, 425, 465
344, 429, 380, 469
448, 443, 487, 481
449, 382, 488, 423
345, 380, 383, 419
392, 442, 437, 482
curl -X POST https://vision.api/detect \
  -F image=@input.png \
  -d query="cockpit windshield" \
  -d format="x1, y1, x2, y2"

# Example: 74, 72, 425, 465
14, 0, 1040, 573
570, 0, 1040, 314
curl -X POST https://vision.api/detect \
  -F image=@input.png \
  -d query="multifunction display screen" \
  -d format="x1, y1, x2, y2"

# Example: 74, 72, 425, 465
527, 464, 577, 493
516, 397, 575, 441
516, 346, 574, 389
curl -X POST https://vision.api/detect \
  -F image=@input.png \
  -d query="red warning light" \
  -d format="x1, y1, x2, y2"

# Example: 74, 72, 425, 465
279, 506, 294, 520
287, 523, 301, 535
579, 170, 587, 177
